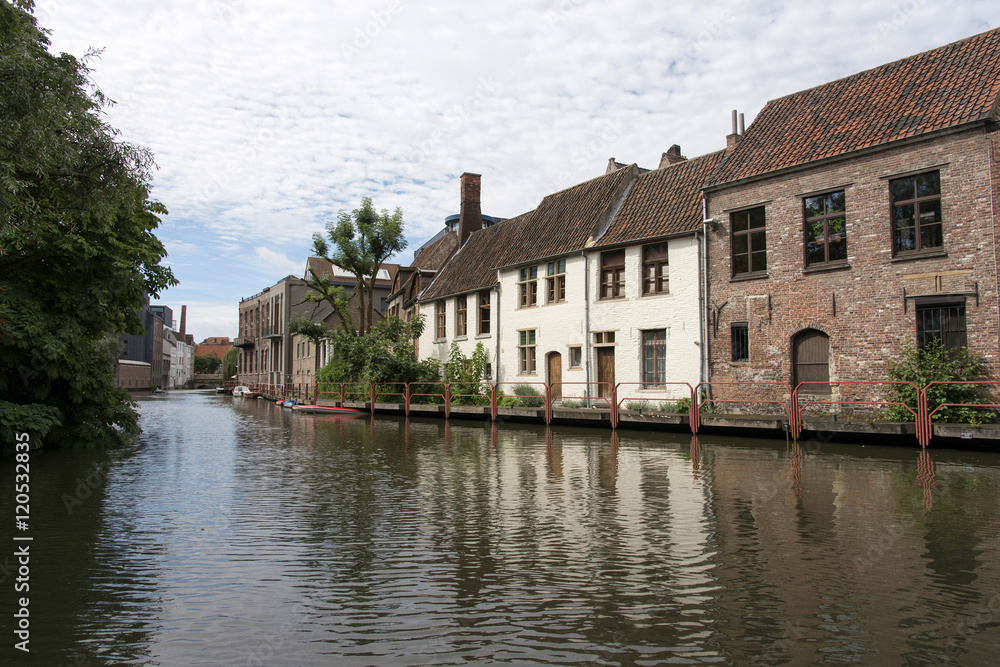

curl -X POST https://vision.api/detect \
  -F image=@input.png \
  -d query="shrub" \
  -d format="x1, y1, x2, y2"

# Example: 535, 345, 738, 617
560, 399, 585, 408
626, 400, 651, 411
659, 397, 690, 414
885, 339, 995, 424
504, 384, 545, 408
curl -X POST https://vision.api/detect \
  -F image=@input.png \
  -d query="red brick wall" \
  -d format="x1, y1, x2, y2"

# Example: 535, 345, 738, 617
705, 127, 1000, 402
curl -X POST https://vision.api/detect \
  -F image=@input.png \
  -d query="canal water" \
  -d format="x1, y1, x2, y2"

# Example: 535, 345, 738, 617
2, 391, 1000, 665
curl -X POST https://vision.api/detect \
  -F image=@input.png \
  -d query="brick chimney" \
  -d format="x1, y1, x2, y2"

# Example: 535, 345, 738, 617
726, 110, 743, 154
658, 144, 687, 168
180, 305, 187, 337
457, 172, 482, 246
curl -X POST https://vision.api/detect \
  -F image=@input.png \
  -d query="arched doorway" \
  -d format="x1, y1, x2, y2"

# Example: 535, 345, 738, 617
547, 352, 562, 399
792, 329, 830, 393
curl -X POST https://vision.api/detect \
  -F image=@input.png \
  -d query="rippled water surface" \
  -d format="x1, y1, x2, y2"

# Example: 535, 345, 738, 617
3, 391, 1000, 665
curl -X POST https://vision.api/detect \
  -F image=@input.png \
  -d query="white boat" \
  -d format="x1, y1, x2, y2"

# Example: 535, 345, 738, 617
232, 385, 259, 399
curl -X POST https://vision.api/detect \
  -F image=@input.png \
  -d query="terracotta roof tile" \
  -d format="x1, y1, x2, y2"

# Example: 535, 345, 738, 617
708, 27, 1000, 186
420, 166, 638, 301
598, 150, 725, 246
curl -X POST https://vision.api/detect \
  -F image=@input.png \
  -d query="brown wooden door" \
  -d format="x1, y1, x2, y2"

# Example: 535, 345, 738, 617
793, 329, 830, 393
548, 352, 562, 399
597, 347, 615, 398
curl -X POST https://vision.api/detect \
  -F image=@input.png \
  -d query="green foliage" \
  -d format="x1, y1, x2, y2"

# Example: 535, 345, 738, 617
0, 3, 176, 447
626, 400, 651, 411
194, 354, 221, 374
885, 340, 994, 424
310, 197, 406, 336
498, 384, 543, 408
221, 347, 238, 381
316, 315, 439, 387
560, 399, 585, 408
665, 398, 691, 414
445, 342, 491, 405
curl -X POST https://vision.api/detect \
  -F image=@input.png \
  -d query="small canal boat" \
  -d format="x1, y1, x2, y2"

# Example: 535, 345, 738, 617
291, 404, 363, 414
232, 386, 259, 399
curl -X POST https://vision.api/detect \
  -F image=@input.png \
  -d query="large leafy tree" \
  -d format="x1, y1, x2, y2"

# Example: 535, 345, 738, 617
310, 197, 406, 336
0, 1, 176, 447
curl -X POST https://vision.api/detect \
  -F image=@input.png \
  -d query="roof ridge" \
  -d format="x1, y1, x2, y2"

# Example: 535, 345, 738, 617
764, 26, 1000, 107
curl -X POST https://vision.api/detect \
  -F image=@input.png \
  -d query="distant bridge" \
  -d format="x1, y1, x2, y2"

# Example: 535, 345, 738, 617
193, 373, 224, 388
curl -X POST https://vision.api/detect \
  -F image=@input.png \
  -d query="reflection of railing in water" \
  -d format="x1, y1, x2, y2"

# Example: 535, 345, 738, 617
230, 380, 1000, 448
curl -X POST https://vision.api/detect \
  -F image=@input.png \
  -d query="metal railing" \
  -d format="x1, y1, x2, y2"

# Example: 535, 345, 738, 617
222, 379, 1000, 447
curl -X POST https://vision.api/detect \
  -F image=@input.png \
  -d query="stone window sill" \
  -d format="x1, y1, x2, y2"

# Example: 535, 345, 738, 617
890, 249, 947, 263
730, 272, 769, 283
803, 262, 851, 275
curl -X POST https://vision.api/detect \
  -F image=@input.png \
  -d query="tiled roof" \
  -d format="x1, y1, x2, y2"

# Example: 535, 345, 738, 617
419, 167, 638, 301
412, 230, 458, 270
707, 27, 1000, 186
304, 257, 395, 286
597, 150, 726, 247
418, 210, 537, 301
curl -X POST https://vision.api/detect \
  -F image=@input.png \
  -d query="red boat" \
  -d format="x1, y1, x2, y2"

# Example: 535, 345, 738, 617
291, 404, 363, 414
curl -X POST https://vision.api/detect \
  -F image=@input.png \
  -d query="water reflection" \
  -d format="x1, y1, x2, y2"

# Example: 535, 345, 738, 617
2, 392, 1000, 665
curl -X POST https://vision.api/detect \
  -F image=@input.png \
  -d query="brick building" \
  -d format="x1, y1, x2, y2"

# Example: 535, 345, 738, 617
703, 28, 1000, 404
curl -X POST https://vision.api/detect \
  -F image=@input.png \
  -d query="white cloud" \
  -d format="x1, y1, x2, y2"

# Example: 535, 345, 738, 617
36, 0, 998, 337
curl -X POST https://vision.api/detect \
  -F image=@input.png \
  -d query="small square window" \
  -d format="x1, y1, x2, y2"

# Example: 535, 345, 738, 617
569, 346, 582, 368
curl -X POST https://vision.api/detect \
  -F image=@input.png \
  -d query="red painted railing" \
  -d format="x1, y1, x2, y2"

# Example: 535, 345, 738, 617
228, 378, 999, 447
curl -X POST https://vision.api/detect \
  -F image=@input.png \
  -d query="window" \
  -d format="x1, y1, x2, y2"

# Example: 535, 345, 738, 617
916, 297, 966, 350
642, 242, 669, 294
380, 297, 388, 312
731, 323, 749, 361
546, 259, 567, 303
593, 331, 616, 345
731, 206, 767, 276
891, 171, 941, 254
804, 190, 847, 266
435, 301, 446, 339
518, 266, 538, 307
455, 295, 467, 337
478, 290, 491, 335
569, 346, 582, 368
600, 250, 625, 298
518, 330, 536, 374
642, 329, 666, 385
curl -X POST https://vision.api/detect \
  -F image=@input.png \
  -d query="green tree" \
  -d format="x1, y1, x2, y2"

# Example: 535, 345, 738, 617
445, 342, 491, 405
221, 347, 238, 381
288, 315, 331, 377
310, 197, 406, 336
0, 1, 176, 447
194, 354, 222, 374
316, 315, 437, 386
885, 339, 994, 424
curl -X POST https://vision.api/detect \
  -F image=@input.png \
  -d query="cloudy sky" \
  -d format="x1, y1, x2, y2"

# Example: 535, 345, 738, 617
38, 0, 996, 341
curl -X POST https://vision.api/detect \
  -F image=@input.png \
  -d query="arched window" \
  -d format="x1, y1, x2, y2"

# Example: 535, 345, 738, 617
792, 329, 830, 393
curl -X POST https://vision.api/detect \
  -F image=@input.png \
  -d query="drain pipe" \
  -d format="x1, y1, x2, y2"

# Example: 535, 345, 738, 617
582, 249, 591, 404
701, 194, 712, 403
494, 283, 501, 385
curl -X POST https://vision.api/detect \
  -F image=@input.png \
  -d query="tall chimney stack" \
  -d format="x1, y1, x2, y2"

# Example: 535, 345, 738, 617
726, 109, 743, 154
180, 305, 187, 337
457, 172, 483, 246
